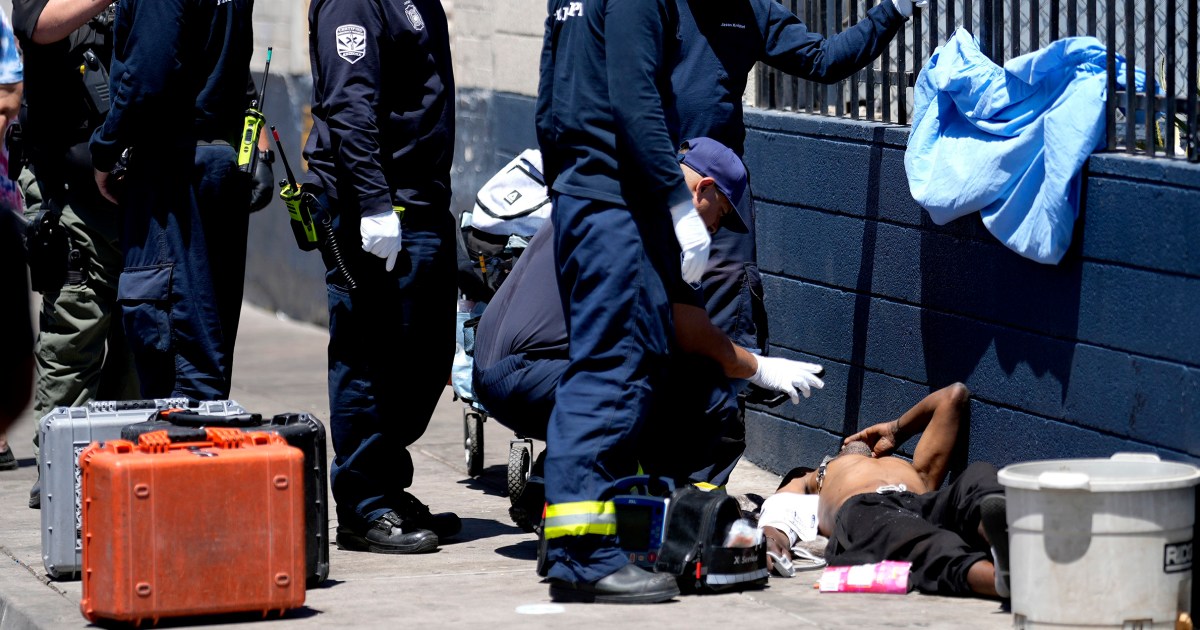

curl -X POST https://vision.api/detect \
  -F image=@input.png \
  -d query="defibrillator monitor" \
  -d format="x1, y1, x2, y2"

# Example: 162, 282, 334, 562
610, 476, 673, 570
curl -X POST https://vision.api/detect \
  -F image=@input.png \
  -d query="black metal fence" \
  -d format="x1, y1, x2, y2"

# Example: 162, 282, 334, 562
754, 0, 1200, 160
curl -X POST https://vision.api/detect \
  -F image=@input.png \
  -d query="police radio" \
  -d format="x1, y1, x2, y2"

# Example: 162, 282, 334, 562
609, 476, 674, 570
237, 47, 272, 175
270, 125, 318, 251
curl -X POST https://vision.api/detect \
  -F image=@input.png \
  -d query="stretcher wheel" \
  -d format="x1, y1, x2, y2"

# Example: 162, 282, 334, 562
464, 409, 485, 477
507, 441, 531, 500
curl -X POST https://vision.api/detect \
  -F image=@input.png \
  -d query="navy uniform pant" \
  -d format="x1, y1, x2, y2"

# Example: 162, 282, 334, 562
116, 144, 247, 399
824, 461, 1002, 596
474, 349, 744, 487
320, 196, 457, 527
472, 353, 566, 442
639, 359, 743, 488
544, 192, 674, 584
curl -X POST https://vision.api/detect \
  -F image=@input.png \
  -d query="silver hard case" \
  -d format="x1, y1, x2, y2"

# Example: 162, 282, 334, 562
38, 399, 246, 579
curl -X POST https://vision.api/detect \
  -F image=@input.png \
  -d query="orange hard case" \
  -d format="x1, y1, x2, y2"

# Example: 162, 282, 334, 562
79, 429, 306, 626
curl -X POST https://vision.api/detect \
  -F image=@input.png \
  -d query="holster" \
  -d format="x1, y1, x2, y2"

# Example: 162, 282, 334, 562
25, 205, 70, 292
6, 122, 24, 180
301, 189, 357, 291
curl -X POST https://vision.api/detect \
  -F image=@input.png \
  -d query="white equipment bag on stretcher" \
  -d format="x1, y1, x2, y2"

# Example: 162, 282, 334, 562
468, 149, 549, 238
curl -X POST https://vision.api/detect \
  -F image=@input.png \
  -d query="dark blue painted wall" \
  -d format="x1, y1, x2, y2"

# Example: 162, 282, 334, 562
743, 109, 1200, 475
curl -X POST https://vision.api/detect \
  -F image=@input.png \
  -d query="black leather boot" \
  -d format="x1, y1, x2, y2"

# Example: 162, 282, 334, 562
549, 563, 680, 604
396, 491, 462, 539
335, 511, 439, 554
980, 494, 1010, 598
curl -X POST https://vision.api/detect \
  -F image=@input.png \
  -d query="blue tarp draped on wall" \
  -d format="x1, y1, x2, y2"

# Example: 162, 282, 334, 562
906, 29, 1145, 264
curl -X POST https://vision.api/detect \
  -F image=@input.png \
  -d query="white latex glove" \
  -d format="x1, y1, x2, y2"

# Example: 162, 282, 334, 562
361, 210, 402, 272
748, 356, 825, 404
669, 200, 711, 285
890, 0, 927, 18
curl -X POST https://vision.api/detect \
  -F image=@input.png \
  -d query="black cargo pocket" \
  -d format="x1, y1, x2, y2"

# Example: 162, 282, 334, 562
735, 262, 768, 352
117, 265, 174, 354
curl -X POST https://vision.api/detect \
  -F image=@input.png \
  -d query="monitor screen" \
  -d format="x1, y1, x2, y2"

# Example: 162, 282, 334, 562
616, 503, 653, 551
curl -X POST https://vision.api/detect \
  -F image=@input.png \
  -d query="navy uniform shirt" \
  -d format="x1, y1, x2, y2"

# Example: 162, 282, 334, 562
472, 225, 566, 371
536, 0, 690, 209
674, 0, 905, 155
673, 0, 904, 351
90, 0, 254, 172
304, 0, 454, 217
475, 222, 700, 371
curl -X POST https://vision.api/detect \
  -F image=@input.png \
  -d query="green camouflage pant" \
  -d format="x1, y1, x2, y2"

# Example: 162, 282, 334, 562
20, 169, 139, 454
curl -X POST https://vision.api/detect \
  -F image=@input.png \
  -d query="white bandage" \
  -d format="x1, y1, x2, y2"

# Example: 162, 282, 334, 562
757, 492, 820, 546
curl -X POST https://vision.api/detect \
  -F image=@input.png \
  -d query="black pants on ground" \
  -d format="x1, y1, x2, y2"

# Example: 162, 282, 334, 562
824, 461, 1002, 596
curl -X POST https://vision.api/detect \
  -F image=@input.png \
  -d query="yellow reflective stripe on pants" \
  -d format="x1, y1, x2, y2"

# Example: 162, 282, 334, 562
693, 482, 725, 492
543, 501, 618, 539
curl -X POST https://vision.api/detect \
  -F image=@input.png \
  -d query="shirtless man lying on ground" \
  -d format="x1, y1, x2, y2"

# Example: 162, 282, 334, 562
758, 383, 1010, 598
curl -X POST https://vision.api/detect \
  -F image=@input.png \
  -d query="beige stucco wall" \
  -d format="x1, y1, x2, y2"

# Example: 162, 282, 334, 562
448, 0, 542, 96
249, 0, 311, 77
248, 0, 545, 96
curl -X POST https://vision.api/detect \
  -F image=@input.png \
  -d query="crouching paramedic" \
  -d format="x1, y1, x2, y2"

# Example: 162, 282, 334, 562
473, 138, 825, 510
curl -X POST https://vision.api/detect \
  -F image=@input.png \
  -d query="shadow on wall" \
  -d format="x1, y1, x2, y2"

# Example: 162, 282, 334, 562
916, 206, 1084, 409
840, 124, 1084, 463
840, 128, 884, 439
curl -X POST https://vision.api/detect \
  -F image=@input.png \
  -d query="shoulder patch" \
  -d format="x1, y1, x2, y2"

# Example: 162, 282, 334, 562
404, 1, 425, 31
335, 24, 367, 64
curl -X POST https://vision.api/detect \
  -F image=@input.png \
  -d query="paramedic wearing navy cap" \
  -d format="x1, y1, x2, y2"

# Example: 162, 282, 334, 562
304, 0, 460, 554
536, 0, 713, 605
89, 0, 255, 400
674, 0, 918, 355
472, 137, 824, 495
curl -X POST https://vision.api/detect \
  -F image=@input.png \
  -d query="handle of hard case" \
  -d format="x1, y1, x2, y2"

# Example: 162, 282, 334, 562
136, 431, 173, 452
136, 429, 236, 452
158, 409, 263, 427
203, 427, 247, 447
78, 440, 133, 469
133, 428, 280, 452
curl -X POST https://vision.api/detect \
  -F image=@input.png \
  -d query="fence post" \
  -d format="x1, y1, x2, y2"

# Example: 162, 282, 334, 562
979, 0, 995, 59
1106, 0, 1117, 150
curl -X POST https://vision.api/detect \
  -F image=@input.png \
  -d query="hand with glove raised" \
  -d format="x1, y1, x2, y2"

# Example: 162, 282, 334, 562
890, 0, 928, 18
748, 355, 825, 404
360, 209, 402, 272
669, 200, 711, 285
248, 153, 275, 213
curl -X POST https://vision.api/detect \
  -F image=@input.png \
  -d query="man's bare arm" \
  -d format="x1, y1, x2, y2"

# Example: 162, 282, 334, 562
31, 0, 112, 45
904, 384, 969, 488
845, 383, 969, 488
672, 303, 758, 379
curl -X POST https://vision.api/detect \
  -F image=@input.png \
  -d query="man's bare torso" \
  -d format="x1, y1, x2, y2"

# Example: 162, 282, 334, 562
779, 454, 930, 537
817, 455, 929, 535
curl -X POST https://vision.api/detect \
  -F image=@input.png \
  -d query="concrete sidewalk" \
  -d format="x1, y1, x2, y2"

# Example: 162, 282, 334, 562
0, 303, 1012, 629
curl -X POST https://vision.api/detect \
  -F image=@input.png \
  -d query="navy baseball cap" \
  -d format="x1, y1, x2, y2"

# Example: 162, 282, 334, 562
678, 137, 752, 233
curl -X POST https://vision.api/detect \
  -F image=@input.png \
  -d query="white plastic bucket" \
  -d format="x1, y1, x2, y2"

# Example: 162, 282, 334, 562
998, 453, 1199, 629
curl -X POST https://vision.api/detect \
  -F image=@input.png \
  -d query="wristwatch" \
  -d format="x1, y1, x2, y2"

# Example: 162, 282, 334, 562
258, 149, 275, 165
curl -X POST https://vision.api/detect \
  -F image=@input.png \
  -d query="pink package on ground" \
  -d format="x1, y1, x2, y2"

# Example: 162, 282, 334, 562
817, 561, 912, 593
